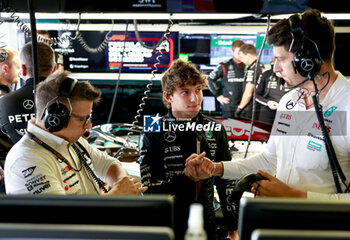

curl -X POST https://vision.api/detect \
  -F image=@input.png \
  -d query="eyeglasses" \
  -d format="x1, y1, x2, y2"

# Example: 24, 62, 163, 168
71, 112, 92, 127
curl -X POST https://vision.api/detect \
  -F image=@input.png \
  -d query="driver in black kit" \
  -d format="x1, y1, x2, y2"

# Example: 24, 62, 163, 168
138, 59, 237, 240
0, 42, 56, 143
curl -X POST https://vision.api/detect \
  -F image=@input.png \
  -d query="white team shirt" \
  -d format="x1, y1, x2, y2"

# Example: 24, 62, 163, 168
223, 72, 350, 199
5, 119, 121, 195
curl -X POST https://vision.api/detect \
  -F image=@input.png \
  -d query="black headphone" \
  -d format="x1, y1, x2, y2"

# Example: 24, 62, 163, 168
288, 13, 323, 79
41, 77, 77, 132
0, 48, 8, 62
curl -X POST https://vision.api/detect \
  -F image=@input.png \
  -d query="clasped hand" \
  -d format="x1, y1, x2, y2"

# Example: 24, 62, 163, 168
102, 176, 148, 195
184, 152, 215, 182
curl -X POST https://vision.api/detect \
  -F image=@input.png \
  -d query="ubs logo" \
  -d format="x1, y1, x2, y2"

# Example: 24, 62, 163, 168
280, 113, 292, 120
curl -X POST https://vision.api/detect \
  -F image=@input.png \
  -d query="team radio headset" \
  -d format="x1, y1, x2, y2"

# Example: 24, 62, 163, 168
27, 77, 108, 193
286, 13, 323, 88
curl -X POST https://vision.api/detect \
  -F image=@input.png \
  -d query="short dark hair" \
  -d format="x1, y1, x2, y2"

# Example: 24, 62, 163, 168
240, 44, 257, 55
161, 59, 207, 109
267, 9, 335, 63
35, 70, 101, 117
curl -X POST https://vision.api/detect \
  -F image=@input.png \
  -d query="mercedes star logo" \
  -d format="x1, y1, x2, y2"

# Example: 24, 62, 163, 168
164, 131, 176, 143
286, 99, 296, 110
47, 116, 60, 127
23, 99, 34, 110
300, 59, 314, 72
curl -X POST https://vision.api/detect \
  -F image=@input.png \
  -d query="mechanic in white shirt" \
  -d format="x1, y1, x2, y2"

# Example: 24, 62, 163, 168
5, 70, 147, 195
184, 9, 350, 200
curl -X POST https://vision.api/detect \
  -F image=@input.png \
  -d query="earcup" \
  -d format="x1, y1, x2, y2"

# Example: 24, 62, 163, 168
293, 48, 322, 78
288, 13, 323, 79
44, 102, 70, 132
42, 77, 77, 132
0, 49, 8, 62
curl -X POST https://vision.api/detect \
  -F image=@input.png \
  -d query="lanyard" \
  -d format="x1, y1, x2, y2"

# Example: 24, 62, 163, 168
71, 142, 108, 193
195, 139, 202, 202
27, 131, 108, 193
27, 131, 82, 172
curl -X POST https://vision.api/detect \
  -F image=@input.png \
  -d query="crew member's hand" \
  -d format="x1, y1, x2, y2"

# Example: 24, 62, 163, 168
105, 176, 148, 195
267, 100, 279, 110
184, 152, 215, 181
234, 106, 243, 118
217, 95, 230, 105
251, 169, 306, 198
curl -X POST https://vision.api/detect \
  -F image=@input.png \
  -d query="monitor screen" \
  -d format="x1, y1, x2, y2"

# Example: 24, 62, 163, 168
209, 35, 256, 66
255, 33, 274, 68
179, 33, 212, 72
200, 88, 221, 116
238, 197, 350, 240
47, 30, 178, 73
0, 223, 174, 240
0, 194, 174, 229
179, 33, 272, 73
202, 96, 216, 112
334, 32, 350, 77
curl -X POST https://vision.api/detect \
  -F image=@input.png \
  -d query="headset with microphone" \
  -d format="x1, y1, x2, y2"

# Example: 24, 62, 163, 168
285, 13, 323, 90
41, 77, 78, 132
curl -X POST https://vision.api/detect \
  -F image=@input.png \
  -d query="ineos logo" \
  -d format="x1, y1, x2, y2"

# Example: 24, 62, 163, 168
301, 59, 314, 72
23, 99, 34, 110
164, 131, 176, 142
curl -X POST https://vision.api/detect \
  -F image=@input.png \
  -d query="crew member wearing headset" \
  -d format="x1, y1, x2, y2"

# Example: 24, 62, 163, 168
0, 42, 56, 144
207, 40, 245, 118
185, 9, 350, 200
5, 70, 147, 195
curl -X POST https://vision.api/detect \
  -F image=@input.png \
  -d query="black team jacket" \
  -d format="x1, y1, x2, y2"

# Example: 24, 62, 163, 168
139, 111, 237, 240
